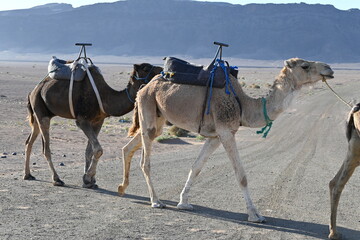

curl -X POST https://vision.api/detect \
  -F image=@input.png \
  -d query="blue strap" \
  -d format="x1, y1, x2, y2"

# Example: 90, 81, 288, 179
125, 87, 135, 103
206, 59, 239, 115
256, 97, 273, 138
133, 66, 154, 83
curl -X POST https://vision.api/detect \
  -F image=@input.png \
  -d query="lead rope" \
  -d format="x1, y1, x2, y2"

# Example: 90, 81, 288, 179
322, 77, 352, 109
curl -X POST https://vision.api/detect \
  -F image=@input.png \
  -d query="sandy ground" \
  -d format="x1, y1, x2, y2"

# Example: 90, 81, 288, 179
1, 59, 360, 240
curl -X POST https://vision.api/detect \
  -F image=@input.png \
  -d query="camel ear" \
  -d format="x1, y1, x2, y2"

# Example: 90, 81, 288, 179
143, 64, 152, 72
133, 64, 140, 71
285, 59, 296, 68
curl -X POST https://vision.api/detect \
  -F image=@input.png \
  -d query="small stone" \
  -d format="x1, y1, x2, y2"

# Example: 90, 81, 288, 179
32, 162, 36, 165
62, 154, 66, 157
2, 152, 8, 155
1, 156, 6, 159
59, 162, 65, 166
12, 152, 17, 156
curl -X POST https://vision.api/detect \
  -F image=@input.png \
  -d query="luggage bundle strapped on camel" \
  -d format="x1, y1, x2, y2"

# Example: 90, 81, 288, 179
162, 42, 242, 133
47, 43, 105, 118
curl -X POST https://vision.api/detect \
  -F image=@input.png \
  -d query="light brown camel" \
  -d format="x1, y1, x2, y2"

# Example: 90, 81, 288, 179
329, 103, 360, 239
118, 58, 334, 222
24, 63, 162, 188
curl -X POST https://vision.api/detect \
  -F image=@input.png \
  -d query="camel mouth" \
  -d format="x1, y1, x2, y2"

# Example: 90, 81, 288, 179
321, 74, 334, 79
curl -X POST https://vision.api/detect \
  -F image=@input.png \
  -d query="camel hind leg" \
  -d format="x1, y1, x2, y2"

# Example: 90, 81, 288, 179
37, 116, 64, 186
329, 130, 360, 239
24, 118, 40, 180
118, 132, 142, 196
137, 96, 165, 207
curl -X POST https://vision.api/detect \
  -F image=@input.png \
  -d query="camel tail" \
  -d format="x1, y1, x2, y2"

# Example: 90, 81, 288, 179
128, 102, 140, 137
346, 103, 360, 141
26, 94, 35, 127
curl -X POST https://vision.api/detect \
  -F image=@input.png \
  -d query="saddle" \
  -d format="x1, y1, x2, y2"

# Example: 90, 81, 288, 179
162, 57, 238, 88
48, 56, 86, 81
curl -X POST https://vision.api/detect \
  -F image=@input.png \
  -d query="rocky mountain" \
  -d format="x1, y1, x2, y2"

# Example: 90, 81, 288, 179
1, 0, 360, 62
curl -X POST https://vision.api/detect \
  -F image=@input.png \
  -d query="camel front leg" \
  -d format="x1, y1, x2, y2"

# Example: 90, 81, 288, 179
118, 132, 142, 196
219, 131, 265, 223
329, 147, 360, 239
177, 137, 221, 210
76, 120, 103, 188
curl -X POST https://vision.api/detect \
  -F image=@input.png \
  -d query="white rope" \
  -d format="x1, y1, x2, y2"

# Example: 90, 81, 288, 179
69, 70, 76, 118
322, 78, 352, 109
68, 61, 106, 118
84, 63, 106, 114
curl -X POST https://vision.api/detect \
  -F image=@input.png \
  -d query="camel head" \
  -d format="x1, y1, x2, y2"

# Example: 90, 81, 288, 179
131, 63, 163, 88
283, 58, 334, 89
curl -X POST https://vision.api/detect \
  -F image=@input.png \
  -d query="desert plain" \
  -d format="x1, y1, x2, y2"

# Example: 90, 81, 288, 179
0, 58, 360, 239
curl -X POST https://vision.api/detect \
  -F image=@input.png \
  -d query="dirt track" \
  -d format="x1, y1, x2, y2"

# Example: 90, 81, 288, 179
1, 61, 360, 239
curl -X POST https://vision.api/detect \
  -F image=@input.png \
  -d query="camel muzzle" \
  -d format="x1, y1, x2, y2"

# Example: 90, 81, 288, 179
321, 67, 334, 79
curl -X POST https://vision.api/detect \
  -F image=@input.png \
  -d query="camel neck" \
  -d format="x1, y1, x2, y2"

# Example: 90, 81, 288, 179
100, 82, 136, 117
240, 68, 298, 128
265, 69, 299, 121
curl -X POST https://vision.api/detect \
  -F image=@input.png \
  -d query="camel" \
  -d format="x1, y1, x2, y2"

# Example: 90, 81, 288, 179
329, 103, 360, 239
118, 58, 334, 222
24, 63, 162, 188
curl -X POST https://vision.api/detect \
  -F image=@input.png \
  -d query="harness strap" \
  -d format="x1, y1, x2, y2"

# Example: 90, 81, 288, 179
68, 62, 106, 118
198, 59, 242, 133
84, 64, 106, 115
125, 87, 135, 103
69, 69, 76, 118
256, 97, 273, 138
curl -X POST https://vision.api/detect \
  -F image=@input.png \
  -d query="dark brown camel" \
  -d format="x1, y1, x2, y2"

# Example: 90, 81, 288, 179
24, 63, 163, 188
329, 103, 360, 239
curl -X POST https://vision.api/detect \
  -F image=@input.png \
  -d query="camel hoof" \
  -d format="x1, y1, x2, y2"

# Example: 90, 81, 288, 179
151, 201, 166, 208
24, 174, 36, 180
248, 214, 266, 223
53, 179, 65, 186
328, 232, 341, 240
118, 185, 126, 196
177, 203, 194, 210
82, 174, 97, 189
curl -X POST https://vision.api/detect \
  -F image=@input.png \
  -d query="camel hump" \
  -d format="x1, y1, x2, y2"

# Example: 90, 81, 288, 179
48, 56, 86, 81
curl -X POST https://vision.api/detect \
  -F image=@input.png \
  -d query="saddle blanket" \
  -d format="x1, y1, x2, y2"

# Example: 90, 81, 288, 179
48, 56, 86, 81
162, 57, 238, 88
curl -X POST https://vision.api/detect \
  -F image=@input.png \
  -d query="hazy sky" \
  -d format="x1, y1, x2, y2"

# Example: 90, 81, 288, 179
0, 0, 358, 11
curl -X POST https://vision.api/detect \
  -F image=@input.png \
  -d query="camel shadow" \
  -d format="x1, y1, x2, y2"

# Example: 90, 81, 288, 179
119, 193, 360, 240
32, 183, 359, 239
157, 138, 191, 145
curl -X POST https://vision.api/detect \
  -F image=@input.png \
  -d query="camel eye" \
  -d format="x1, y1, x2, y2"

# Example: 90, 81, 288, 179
301, 64, 310, 70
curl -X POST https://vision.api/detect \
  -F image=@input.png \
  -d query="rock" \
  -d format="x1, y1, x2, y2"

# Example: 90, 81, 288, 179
62, 154, 66, 157
1, 156, 6, 159
12, 152, 17, 155
59, 162, 65, 166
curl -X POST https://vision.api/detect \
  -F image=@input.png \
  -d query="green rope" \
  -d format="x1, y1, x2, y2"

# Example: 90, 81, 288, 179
256, 97, 273, 138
